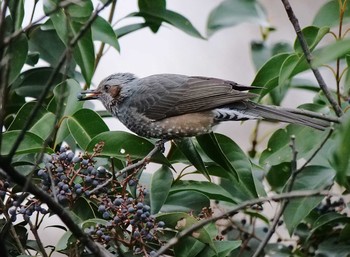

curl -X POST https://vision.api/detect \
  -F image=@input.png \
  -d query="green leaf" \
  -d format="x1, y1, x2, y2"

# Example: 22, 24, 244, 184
156, 212, 215, 250
330, 112, 350, 187
29, 112, 56, 140
313, 1, 350, 28
1, 131, 50, 156
283, 165, 335, 234
311, 212, 350, 233
8, 0, 24, 29
294, 26, 330, 53
160, 10, 204, 39
162, 191, 210, 214
56, 231, 73, 251
71, 21, 95, 85
138, 0, 166, 32
115, 23, 148, 38
10, 67, 65, 98
86, 131, 169, 165
72, 197, 97, 221
174, 236, 206, 257
207, 0, 268, 37
8, 33, 28, 84
170, 180, 236, 203
312, 38, 350, 67
260, 125, 328, 166
200, 240, 241, 257
67, 108, 109, 150
213, 133, 257, 198
251, 53, 290, 99
266, 162, 291, 191
196, 133, 238, 179
66, 0, 93, 18
251, 41, 272, 71
92, 16, 120, 52
174, 138, 211, 181
150, 165, 173, 214
50, 79, 84, 146
28, 24, 76, 69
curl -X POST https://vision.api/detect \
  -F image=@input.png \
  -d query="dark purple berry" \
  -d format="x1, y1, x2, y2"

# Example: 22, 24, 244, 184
103, 235, 111, 241
143, 205, 151, 212
66, 151, 74, 161
96, 230, 103, 237
76, 188, 82, 195
128, 207, 135, 213
158, 221, 165, 228
128, 179, 136, 186
114, 216, 120, 223
74, 183, 81, 189
98, 205, 106, 212
145, 233, 153, 241
56, 166, 64, 173
85, 176, 92, 183
103, 211, 110, 219
62, 184, 69, 191
85, 190, 91, 196
92, 180, 99, 187
97, 166, 106, 174
58, 152, 67, 160
73, 157, 81, 163
146, 222, 153, 228
113, 198, 123, 206
9, 207, 16, 216
136, 202, 143, 209
37, 169, 45, 177
81, 159, 89, 166
57, 181, 64, 188
133, 231, 140, 238
149, 250, 157, 257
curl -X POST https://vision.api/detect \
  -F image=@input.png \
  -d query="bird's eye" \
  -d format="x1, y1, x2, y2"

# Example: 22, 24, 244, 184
104, 84, 110, 91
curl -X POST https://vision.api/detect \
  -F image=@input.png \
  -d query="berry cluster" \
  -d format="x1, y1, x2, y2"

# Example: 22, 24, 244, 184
37, 145, 109, 205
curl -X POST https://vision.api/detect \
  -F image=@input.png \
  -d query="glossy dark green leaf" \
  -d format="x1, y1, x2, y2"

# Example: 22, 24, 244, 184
266, 162, 291, 191
86, 131, 169, 165
50, 79, 84, 146
161, 191, 210, 214
156, 212, 215, 250
170, 180, 236, 203
8, 0, 24, 29
138, 0, 166, 32
174, 138, 211, 181
213, 133, 257, 198
251, 41, 271, 71
196, 133, 238, 179
283, 165, 335, 234
344, 54, 350, 93
160, 10, 203, 39
174, 236, 205, 257
199, 240, 241, 257
312, 212, 350, 233
316, 238, 350, 257
312, 38, 350, 67
207, 0, 268, 37
115, 23, 148, 38
330, 112, 350, 186
294, 26, 330, 54
67, 108, 109, 150
28, 24, 75, 69
56, 231, 73, 251
313, 1, 350, 28
71, 21, 95, 85
66, 0, 93, 18
8, 33, 28, 84
29, 112, 56, 140
260, 125, 328, 166
92, 16, 120, 51
10, 67, 65, 98
150, 165, 173, 214
1, 131, 50, 156
8, 102, 48, 131
72, 197, 97, 221
251, 53, 289, 98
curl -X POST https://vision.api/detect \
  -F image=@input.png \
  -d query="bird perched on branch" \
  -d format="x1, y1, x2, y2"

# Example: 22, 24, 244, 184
78, 73, 338, 139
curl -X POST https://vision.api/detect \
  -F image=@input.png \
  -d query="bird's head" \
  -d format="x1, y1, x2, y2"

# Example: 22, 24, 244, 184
78, 73, 137, 111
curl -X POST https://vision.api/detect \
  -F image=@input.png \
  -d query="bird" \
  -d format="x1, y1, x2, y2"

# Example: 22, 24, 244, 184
78, 73, 338, 139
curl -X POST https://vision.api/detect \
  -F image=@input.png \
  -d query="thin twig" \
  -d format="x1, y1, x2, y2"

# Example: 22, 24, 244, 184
281, 0, 343, 117
28, 220, 49, 257
89, 140, 166, 195
0, 198, 26, 254
252, 136, 298, 257
154, 189, 330, 257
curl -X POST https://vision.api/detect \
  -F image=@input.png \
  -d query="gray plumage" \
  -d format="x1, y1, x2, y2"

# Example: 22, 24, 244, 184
78, 73, 336, 139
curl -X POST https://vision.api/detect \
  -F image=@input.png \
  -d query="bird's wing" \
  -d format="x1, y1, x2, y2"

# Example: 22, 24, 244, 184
130, 74, 259, 120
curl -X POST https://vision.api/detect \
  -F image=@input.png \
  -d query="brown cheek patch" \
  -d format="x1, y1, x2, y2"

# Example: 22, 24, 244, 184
109, 86, 121, 98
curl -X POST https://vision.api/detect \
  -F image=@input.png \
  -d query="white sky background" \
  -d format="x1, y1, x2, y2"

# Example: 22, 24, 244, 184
23, 0, 331, 254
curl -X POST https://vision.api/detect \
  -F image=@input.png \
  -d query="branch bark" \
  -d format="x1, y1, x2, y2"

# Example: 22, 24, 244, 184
281, 0, 343, 117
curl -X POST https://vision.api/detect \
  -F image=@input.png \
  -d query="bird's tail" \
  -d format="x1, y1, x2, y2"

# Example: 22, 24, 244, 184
216, 101, 339, 130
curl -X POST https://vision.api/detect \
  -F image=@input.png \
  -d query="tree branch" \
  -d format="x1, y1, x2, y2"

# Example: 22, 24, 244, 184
154, 189, 330, 257
281, 0, 343, 117
89, 140, 166, 195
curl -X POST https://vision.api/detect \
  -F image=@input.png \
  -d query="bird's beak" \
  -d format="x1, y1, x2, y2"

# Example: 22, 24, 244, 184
77, 89, 101, 101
